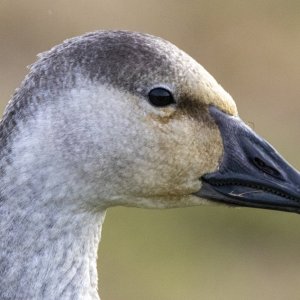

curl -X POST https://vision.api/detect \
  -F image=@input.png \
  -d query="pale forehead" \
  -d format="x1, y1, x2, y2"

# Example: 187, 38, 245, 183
78, 31, 238, 116
167, 46, 238, 116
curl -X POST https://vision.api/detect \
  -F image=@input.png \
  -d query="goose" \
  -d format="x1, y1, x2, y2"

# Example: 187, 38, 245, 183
0, 30, 299, 300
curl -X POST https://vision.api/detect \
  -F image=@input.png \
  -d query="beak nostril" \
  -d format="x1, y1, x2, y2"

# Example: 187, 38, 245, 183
252, 157, 281, 178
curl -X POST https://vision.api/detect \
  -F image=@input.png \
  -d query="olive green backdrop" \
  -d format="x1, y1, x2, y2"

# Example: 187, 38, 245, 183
1, 1, 300, 299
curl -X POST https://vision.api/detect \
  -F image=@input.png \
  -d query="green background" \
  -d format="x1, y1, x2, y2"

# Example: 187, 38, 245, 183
1, 1, 299, 299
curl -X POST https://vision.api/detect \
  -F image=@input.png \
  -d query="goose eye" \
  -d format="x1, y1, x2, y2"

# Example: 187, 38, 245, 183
148, 88, 175, 107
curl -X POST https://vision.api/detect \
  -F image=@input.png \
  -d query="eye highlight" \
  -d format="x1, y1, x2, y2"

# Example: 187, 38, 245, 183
148, 87, 175, 107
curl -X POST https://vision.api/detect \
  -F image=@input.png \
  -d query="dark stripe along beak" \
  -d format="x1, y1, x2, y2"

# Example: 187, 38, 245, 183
196, 106, 300, 213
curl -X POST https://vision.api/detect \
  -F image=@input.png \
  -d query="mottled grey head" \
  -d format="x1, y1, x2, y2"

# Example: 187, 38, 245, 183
2, 30, 299, 212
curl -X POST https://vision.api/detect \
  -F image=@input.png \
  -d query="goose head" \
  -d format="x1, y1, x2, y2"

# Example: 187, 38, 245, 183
4, 30, 299, 213
2, 30, 300, 300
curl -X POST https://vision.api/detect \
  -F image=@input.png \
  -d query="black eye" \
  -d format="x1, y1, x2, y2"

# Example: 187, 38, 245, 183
148, 88, 175, 107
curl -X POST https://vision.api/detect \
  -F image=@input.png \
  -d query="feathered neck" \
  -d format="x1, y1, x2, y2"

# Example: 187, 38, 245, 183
0, 186, 105, 299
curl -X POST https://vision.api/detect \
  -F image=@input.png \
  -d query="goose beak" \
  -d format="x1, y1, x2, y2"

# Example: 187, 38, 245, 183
196, 106, 300, 213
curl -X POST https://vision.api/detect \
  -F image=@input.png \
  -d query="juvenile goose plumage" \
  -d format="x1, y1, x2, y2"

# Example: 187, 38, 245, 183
0, 30, 299, 300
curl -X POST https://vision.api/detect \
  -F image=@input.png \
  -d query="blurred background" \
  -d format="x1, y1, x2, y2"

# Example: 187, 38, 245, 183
1, 1, 299, 299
